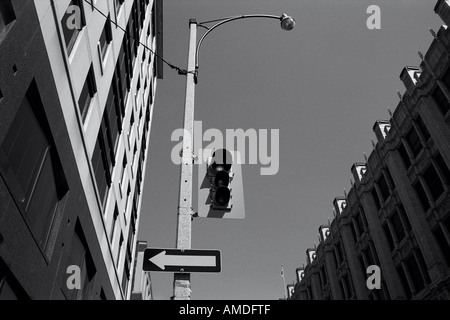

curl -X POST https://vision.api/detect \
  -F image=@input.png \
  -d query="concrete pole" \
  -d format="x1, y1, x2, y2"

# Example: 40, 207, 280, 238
173, 19, 197, 300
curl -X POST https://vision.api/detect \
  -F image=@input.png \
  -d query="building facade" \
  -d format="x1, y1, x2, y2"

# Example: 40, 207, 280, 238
0, 0, 162, 299
131, 240, 152, 300
291, 0, 450, 300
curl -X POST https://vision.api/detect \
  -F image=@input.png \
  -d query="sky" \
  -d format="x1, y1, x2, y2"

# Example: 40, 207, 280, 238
137, 0, 444, 300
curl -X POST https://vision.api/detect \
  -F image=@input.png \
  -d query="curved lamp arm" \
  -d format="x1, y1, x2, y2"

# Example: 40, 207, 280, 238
195, 14, 295, 70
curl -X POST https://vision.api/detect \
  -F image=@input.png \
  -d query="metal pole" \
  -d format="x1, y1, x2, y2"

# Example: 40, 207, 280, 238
281, 265, 287, 299
173, 19, 197, 300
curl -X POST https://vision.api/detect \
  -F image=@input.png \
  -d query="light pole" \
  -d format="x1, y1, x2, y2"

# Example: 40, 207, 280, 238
173, 13, 295, 300
281, 265, 287, 299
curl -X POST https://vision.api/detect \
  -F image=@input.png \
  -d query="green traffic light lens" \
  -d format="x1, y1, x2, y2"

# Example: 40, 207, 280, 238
215, 186, 231, 207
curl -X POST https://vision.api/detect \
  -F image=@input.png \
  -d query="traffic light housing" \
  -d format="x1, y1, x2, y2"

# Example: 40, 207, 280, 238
209, 148, 233, 210
197, 149, 245, 219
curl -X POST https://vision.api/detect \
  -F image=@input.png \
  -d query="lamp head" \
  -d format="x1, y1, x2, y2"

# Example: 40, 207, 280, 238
280, 13, 295, 31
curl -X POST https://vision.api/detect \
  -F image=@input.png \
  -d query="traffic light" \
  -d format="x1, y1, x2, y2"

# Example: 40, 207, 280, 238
209, 148, 233, 210
197, 148, 245, 219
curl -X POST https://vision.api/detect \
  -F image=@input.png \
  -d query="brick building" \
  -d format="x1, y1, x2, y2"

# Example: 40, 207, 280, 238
291, 0, 450, 300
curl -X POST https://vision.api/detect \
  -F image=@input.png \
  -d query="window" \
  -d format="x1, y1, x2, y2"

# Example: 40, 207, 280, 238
331, 250, 338, 269
109, 205, 119, 242
335, 241, 345, 264
405, 127, 422, 158
398, 205, 412, 231
355, 208, 366, 237
98, 17, 112, 59
117, 233, 124, 265
151, 3, 156, 39
415, 248, 431, 285
125, 183, 131, 214
390, 211, 406, 243
415, 116, 430, 142
434, 152, 450, 184
350, 222, 357, 243
122, 264, 130, 295
0, 82, 68, 252
398, 143, 411, 169
92, 93, 120, 206
405, 254, 425, 293
371, 188, 381, 211
100, 289, 107, 300
130, 191, 138, 233
133, 141, 138, 165
0, 0, 15, 34
422, 164, 444, 201
111, 71, 125, 117
92, 132, 110, 206
115, 0, 124, 16
136, 157, 143, 194
358, 255, 366, 280
433, 84, 450, 116
120, 154, 127, 188
61, 0, 85, 54
78, 65, 96, 121
445, 215, 450, 238
377, 174, 390, 202
342, 274, 354, 299
306, 286, 313, 300
384, 168, 396, 190
364, 245, 376, 266
397, 265, 412, 299
123, 228, 134, 295
434, 225, 450, 266
0, 259, 28, 300
105, 86, 122, 148
101, 93, 119, 164
319, 266, 328, 288
64, 222, 96, 300
383, 223, 395, 251
116, 44, 130, 107
414, 181, 429, 212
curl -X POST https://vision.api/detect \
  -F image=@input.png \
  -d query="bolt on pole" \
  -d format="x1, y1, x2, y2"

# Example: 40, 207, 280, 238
173, 19, 197, 300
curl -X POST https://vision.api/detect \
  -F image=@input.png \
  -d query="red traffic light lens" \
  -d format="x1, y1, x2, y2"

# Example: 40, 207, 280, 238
211, 149, 232, 173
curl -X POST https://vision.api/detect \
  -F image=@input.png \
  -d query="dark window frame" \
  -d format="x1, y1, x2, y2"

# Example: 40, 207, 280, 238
78, 65, 97, 121
414, 180, 430, 212
398, 142, 411, 169
405, 126, 423, 158
0, 81, 68, 254
0, 0, 15, 36
99, 16, 113, 60
377, 174, 390, 203
422, 164, 445, 202
435, 79, 450, 116
0, 260, 29, 300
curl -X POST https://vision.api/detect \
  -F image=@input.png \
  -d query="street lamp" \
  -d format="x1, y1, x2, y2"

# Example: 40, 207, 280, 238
194, 13, 295, 81
173, 13, 295, 300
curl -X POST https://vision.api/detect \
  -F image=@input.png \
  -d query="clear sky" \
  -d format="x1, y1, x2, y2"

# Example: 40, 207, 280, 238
137, 0, 443, 300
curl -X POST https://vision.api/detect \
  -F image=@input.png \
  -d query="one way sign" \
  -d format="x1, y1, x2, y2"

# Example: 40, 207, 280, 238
143, 248, 221, 273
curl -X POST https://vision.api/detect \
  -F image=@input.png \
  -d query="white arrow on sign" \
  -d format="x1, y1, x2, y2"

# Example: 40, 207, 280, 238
149, 251, 216, 270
